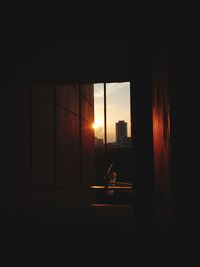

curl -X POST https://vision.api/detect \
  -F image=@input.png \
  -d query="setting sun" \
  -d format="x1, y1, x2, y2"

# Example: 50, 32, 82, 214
92, 119, 103, 130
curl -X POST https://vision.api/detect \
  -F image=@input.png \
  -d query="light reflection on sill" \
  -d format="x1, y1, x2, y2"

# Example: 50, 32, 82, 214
90, 185, 133, 190
90, 204, 133, 207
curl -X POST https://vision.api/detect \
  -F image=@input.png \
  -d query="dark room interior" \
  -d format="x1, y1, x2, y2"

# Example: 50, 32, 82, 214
0, 16, 197, 260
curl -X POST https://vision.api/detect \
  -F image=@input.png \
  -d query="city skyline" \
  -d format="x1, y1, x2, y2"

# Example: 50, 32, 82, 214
95, 119, 132, 148
94, 82, 131, 142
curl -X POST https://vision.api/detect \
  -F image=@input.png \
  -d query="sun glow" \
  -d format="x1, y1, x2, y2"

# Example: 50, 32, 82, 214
92, 119, 103, 130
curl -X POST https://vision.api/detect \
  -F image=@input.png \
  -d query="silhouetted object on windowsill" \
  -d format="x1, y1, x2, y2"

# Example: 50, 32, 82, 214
104, 163, 130, 195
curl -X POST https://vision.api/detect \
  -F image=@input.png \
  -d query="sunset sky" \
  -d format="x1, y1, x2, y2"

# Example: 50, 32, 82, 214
94, 82, 131, 142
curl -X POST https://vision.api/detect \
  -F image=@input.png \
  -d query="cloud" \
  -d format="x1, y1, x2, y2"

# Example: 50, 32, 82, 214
94, 84, 104, 98
94, 82, 130, 98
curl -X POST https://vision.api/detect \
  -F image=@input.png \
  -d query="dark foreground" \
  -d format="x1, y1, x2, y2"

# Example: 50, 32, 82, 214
0, 202, 197, 264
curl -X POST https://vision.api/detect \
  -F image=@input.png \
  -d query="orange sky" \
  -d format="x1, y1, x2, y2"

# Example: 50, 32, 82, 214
94, 82, 131, 143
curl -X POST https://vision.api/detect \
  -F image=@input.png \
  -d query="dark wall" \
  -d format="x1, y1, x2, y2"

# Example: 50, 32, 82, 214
32, 86, 55, 187
79, 40, 130, 83
168, 41, 197, 232
8, 87, 31, 187
0, 90, 7, 187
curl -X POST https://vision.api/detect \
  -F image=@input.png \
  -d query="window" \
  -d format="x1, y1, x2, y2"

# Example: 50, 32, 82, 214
92, 82, 133, 204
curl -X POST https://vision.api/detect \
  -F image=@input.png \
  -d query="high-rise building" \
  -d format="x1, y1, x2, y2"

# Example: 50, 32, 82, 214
116, 120, 128, 147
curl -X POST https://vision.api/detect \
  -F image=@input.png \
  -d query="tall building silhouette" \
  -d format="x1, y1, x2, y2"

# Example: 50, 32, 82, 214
116, 120, 127, 147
